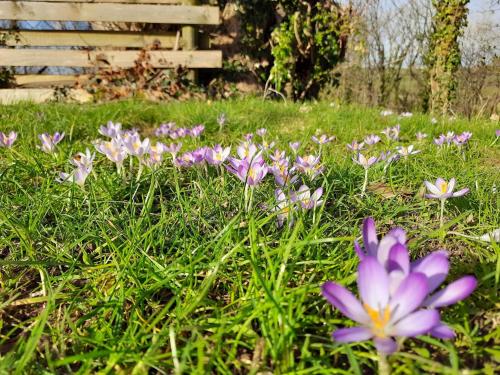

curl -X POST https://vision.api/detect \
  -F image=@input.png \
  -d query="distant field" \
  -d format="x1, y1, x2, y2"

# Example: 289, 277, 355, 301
0, 99, 498, 373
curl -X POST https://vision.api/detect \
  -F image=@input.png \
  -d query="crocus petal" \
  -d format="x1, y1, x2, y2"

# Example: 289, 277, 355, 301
363, 217, 378, 256
391, 309, 440, 337
387, 227, 406, 244
430, 324, 455, 339
354, 241, 365, 259
425, 276, 477, 308
452, 188, 469, 197
374, 337, 398, 354
377, 235, 398, 267
447, 178, 456, 194
425, 181, 441, 196
425, 193, 440, 199
387, 243, 409, 274
411, 251, 449, 293
358, 256, 389, 310
332, 327, 373, 343
321, 282, 369, 324
389, 273, 429, 323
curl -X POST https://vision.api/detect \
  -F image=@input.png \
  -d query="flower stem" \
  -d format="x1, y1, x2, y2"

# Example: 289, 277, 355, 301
378, 352, 391, 375
362, 168, 369, 196
440, 199, 446, 228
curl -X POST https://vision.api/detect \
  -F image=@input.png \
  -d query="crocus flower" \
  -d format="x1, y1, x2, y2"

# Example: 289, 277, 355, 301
400, 111, 413, 118
424, 178, 469, 200
396, 145, 420, 158
496, 130, 500, 137
122, 133, 150, 157
258, 140, 275, 151
416, 132, 428, 141
353, 153, 378, 169
347, 140, 364, 152
291, 185, 323, 210
380, 110, 394, 117
189, 124, 205, 138
269, 149, 286, 162
364, 134, 381, 146
0, 131, 17, 148
273, 189, 295, 227
431, 117, 438, 124
237, 142, 258, 161
217, 113, 226, 128
174, 151, 197, 168
155, 122, 176, 137
191, 147, 208, 164
289, 142, 300, 154
294, 155, 323, 180
165, 143, 182, 159
453, 132, 472, 146
205, 144, 231, 165
256, 128, 267, 137
312, 134, 335, 145
144, 142, 168, 166
38, 132, 65, 154
226, 155, 268, 186
95, 138, 128, 171
99, 121, 122, 138
381, 125, 400, 141
244, 133, 254, 141
270, 157, 297, 187
353, 217, 477, 337
353, 153, 378, 195
322, 218, 477, 355
57, 167, 92, 187
424, 178, 469, 227
70, 148, 95, 170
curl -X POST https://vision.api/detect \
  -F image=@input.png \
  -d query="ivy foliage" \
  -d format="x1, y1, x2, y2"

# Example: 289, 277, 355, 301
426, 0, 469, 114
235, 0, 349, 100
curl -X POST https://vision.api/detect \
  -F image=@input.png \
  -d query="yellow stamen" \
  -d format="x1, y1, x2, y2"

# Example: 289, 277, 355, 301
364, 304, 391, 338
439, 182, 448, 193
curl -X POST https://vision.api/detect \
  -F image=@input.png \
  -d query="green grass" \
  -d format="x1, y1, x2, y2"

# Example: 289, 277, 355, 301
0, 98, 498, 374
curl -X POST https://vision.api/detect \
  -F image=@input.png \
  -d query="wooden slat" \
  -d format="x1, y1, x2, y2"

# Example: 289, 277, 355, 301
0, 88, 55, 104
2, 30, 181, 48
0, 2, 220, 25
21, 0, 183, 3
0, 49, 222, 68
15, 74, 89, 87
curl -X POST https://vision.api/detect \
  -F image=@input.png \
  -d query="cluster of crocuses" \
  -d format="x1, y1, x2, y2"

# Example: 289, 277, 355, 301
434, 131, 472, 147
154, 122, 205, 139
322, 217, 477, 356
57, 148, 95, 187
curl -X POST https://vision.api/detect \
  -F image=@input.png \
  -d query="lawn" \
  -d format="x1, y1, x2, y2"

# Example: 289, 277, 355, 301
0, 98, 498, 374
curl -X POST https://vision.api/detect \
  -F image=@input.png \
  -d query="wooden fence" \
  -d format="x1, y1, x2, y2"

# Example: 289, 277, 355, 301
0, 0, 221, 103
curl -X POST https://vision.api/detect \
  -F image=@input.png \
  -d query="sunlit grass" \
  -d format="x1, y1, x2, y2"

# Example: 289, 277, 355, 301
0, 98, 498, 373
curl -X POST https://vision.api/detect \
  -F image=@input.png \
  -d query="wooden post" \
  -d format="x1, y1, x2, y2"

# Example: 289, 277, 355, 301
182, 0, 198, 82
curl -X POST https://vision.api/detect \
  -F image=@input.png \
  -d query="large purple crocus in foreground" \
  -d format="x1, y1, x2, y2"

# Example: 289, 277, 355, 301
321, 217, 477, 355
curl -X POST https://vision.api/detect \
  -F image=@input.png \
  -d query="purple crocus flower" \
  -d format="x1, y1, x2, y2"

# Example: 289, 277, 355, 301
273, 188, 295, 227
189, 124, 205, 138
99, 121, 122, 138
396, 145, 420, 158
256, 128, 267, 137
38, 132, 65, 154
217, 113, 226, 128
122, 133, 150, 157
322, 218, 477, 354
291, 185, 323, 210
269, 149, 286, 162
352, 153, 378, 169
270, 157, 297, 187
58, 148, 94, 187
165, 143, 182, 159
258, 140, 275, 151
294, 155, 323, 180
95, 138, 128, 171
155, 122, 175, 137
424, 178, 469, 200
496, 129, 500, 137
237, 142, 258, 161
205, 145, 231, 165
226, 154, 268, 186
191, 147, 208, 164
312, 134, 335, 145
174, 151, 197, 168
453, 131, 472, 146
244, 133, 254, 141
70, 148, 95, 170
381, 125, 400, 141
0, 131, 17, 148
346, 140, 365, 152
364, 134, 381, 146
144, 142, 169, 167
289, 142, 301, 154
